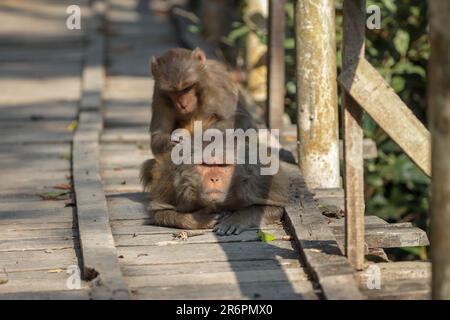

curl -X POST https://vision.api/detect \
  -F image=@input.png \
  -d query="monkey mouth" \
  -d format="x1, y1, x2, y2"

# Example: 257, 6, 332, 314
205, 189, 225, 195
204, 190, 226, 202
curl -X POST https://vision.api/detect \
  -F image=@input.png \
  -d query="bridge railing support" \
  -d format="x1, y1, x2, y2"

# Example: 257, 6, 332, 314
294, 0, 340, 190
429, 0, 450, 300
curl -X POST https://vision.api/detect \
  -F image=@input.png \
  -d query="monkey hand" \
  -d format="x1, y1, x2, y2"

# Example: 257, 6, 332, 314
213, 210, 251, 236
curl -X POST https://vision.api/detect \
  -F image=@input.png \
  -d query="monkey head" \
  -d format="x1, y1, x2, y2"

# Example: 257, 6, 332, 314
174, 161, 255, 213
150, 48, 207, 115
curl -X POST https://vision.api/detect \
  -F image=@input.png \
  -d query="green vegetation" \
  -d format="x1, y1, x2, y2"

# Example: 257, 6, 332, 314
226, 0, 430, 260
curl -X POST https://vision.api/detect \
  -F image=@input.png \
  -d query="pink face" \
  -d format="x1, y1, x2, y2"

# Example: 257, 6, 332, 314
166, 84, 197, 115
196, 164, 235, 204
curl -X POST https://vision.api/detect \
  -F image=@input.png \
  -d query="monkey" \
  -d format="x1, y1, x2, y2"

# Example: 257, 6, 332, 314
149, 47, 255, 156
140, 153, 287, 235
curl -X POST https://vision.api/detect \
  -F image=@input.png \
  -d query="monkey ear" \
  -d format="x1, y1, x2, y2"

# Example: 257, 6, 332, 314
150, 56, 159, 76
192, 48, 206, 65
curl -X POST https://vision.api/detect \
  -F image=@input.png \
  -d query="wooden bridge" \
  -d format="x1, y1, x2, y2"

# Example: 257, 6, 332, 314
0, 0, 445, 300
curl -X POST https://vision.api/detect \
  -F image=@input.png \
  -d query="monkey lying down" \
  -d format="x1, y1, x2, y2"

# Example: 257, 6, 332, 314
140, 154, 288, 236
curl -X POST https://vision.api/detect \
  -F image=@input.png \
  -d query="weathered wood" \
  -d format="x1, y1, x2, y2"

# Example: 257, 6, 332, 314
122, 259, 302, 276
341, 0, 366, 271
339, 58, 431, 176
127, 269, 308, 289
245, 0, 268, 102
283, 164, 365, 299
0, 269, 88, 293
428, 0, 450, 300
266, 0, 286, 130
295, 0, 340, 189
114, 228, 287, 246
362, 279, 431, 300
117, 241, 298, 265
73, 112, 129, 299
332, 223, 429, 249
132, 281, 317, 300
80, 1, 106, 111
0, 290, 90, 300
73, 0, 130, 297
0, 248, 79, 272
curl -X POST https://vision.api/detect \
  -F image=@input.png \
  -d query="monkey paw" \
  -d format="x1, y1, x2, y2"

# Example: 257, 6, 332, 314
213, 214, 245, 236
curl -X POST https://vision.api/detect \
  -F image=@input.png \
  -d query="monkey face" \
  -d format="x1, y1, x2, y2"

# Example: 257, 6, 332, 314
150, 48, 207, 116
166, 84, 198, 115
197, 164, 235, 205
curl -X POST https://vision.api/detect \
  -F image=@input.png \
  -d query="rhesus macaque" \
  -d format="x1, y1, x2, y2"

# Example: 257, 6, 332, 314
149, 47, 255, 156
140, 154, 287, 235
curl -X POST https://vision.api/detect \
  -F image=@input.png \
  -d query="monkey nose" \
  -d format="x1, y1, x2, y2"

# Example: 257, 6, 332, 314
210, 178, 220, 183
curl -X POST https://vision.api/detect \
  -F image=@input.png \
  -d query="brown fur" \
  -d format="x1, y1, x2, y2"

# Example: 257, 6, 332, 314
149, 47, 255, 156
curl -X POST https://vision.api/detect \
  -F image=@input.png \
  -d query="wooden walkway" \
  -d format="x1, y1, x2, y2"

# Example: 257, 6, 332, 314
0, 0, 431, 300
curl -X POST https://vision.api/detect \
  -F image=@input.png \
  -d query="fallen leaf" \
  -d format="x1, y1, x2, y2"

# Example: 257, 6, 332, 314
39, 192, 70, 201
53, 183, 72, 190
48, 269, 65, 273
67, 120, 78, 132
257, 230, 276, 242
59, 154, 71, 161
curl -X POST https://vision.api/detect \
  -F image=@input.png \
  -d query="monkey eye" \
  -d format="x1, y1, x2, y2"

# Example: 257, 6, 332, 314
182, 84, 196, 93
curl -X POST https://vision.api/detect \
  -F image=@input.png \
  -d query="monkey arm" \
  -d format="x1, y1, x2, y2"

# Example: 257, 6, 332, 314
150, 93, 177, 155
148, 208, 221, 230
214, 205, 284, 236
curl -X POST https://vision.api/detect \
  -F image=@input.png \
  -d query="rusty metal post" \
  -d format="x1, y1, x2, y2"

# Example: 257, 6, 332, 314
294, 0, 340, 189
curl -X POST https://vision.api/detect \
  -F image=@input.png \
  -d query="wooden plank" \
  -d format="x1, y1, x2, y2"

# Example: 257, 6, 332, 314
0, 228, 76, 241
122, 259, 302, 276
341, 0, 366, 271
283, 163, 365, 299
338, 58, 431, 176
0, 248, 79, 272
114, 228, 287, 247
267, 0, 286, 130
117, 241, 299, 266
0, 238, 77, 252
73, 112, 129, 299
0, 206, 74, 225
132, 281, 317, 300
428, 0, 450, 300
0, 290, 90, 300
101, 129, 149, 144
332, 224, 429, 249
357, 261, 431, 285
127, 268, 309, 288
73, 0, 130, 298
0, 269, 88, 293
362, 279, 431, 300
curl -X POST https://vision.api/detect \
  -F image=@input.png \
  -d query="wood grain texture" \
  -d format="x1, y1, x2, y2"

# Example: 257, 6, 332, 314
340, 0, 366, 271
428, 0, 450, 300
283, 163, 365, 299
338, 58, 431, 176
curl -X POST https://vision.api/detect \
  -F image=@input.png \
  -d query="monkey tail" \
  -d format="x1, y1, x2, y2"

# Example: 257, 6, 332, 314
140, 159, 156, 192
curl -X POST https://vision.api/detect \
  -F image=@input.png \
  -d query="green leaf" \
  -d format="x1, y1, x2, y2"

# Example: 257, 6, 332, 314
393, 30, 410, 56
257, 230, 276, 242
227, 25, 250, 43
188, 25, 199, 34
391, 76, 406, 92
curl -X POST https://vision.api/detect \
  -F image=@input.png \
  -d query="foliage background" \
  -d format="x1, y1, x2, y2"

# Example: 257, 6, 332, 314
222, 0, 430, 260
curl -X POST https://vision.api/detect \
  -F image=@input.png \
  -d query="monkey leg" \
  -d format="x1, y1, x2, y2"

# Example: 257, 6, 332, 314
149, 209, 222, 230
213, 205, 284, 236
